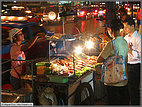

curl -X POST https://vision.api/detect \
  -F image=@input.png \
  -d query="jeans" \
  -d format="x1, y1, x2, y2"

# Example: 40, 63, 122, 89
127, 63, 140, 105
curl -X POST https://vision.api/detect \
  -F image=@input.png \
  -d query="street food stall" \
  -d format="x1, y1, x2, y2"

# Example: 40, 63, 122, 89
1, 32, 107, 105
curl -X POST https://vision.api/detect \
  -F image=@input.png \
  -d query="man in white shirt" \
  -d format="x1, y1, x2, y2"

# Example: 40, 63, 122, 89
124, 18, 141, 105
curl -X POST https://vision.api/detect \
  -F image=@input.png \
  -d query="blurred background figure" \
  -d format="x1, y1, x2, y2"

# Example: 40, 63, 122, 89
119, 8, 127, 21
119, 7, 131, 23
136, 8, 141, 34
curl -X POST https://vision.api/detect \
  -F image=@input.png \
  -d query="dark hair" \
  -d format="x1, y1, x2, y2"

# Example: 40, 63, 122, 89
119, 8, 127, 15
121, 15, 131, 23
123, 17, 135, 27
107, 19, 124, 32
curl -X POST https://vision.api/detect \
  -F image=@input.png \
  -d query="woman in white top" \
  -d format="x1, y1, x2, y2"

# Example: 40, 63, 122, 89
97, 19, 129, 105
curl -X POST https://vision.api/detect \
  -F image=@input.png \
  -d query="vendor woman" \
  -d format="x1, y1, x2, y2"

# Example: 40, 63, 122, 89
97, 19, 129, 105
9, 28, 45, 90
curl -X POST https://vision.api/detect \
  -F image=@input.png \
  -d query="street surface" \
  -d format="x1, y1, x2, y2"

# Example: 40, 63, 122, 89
44, 18, 106, 37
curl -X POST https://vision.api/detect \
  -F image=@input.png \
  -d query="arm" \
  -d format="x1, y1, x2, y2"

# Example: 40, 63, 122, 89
129, 36, 141, 59
135, 38, 141, 58
21, 33, 45, 51
97, 42, 112, 63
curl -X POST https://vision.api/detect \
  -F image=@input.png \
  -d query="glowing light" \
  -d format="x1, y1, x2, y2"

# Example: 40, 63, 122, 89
1, 16, 6, 19
74, 46, 83, 54
27, 16, 32, 18
43, 15, 48, 17
99, 11, 103, 14
120, 29, 123, 32
18, 17, 23, 20
127, 8, 130, 11
57, 14, 61, 21
2, 10, 5, 12
95, 10, 98, 13
57, 16, 60, 20
85, 40, 94, 49
48, 11, 56, 20
128, 12, 131, 15
78, 11, 85, 17
1, 16, 27, 21
18, 17, 27, 21
12, 6, 24, 10
80, 11, 85, 16
88, 56, 90, 60
25, 10, 31, 13
8, 16, 15, 20
103, 9, 106, 14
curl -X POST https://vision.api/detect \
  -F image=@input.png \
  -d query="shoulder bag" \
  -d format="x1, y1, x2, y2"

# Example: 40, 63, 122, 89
101, 40, 127, 84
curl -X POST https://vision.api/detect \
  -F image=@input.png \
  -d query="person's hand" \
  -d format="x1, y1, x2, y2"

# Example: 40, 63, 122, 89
128, 42, 133, 56
128, 42, 133, 51
36, 33, 45, 39
128, 50, 133, 56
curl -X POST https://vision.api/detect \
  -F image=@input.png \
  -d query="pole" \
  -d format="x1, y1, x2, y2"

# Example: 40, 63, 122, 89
63, 17, 65, 35
31, 60, 34, 103
62, 17, 66, 50
73, 52, 75, 75
102, 35, 104, 49
49, 41, 51, 62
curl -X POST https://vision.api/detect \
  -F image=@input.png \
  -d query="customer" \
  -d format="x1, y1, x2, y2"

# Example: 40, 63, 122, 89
97, 19, 129, 105
123, 18, 141, 105
9, 28, 45, 90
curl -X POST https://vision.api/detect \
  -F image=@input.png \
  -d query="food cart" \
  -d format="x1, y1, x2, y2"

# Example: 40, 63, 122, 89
30, 33, 104, 105
1, 32, 107, 105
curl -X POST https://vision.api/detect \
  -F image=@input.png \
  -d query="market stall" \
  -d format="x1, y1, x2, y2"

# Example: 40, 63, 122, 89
1, 32, 107, 105
30, 33, 104, 105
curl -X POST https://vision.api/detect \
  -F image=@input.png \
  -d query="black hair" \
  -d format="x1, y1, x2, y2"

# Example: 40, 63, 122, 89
121, 15, 131, 23
119, 7, 127, 15
123, 17, 135, 27
107, 18, 124, 32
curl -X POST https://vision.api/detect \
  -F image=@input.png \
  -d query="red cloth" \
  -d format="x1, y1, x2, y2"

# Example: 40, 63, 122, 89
2, 84, 13, 90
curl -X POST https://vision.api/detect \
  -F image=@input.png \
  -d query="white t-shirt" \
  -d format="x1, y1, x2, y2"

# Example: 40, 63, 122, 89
124, 30, 141, 64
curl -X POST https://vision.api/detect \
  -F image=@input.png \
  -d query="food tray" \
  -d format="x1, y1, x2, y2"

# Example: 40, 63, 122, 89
36, 62, 51, 75
49, 75, 68, 83
36, 62, 47, 66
